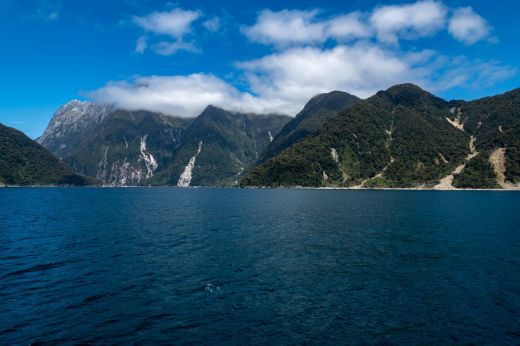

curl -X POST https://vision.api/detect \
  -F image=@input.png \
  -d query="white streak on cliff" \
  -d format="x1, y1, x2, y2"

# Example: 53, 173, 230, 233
140, 135, 158, 179
177, 141, 203, 187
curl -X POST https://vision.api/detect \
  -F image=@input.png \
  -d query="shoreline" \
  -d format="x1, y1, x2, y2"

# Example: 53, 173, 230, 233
2, 184, 520, 191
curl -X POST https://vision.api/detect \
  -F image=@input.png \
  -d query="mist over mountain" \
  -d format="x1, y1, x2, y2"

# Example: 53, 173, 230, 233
38, 102, 289, 186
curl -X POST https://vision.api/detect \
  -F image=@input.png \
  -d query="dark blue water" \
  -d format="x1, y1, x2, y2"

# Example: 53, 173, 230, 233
1, 188, 520, 345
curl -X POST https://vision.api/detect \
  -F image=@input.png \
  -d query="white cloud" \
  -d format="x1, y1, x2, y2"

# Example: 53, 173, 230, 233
133, 9, 200, 38
243, 2, 449, 46
91, 2, 511, 117
327, 12, 371, 40
135, 36, 147, 53
132, 8, 201, 55
238, 44, 429, 112
243, 9, 371, 46
90, 43, 515, 117
243, 9, 326, 46
88, 74, 281, 117
448, 7, 490, 45
245, 1, 493, 46
370, 1, 447, 44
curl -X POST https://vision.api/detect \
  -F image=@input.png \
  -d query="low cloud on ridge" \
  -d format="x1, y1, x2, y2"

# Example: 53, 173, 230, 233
89, 1, 515, 118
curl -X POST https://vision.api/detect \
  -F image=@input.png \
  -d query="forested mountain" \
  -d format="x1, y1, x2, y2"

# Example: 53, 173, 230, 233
260, 91, 360, 162
0, 123, 95, 186
148, 105, 290, 186
448, 88, 520, 188
35, 84, 520, 189
39, 102, 289, 186
241, 84, 520, 189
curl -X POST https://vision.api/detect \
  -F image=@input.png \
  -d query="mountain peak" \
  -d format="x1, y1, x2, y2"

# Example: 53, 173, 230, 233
378, 83, 445, 108
386, 83, 425, 93
37, 100, 114, 156
198, 105, 230, 120
299, 90, 360, 118
202, 104, 224, 113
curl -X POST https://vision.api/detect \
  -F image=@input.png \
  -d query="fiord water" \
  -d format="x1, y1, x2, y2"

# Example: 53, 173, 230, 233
1, 188, 519, 344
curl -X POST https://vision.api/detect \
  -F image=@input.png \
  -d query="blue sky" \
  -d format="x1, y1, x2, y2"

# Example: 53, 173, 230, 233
1, 0, 519, 138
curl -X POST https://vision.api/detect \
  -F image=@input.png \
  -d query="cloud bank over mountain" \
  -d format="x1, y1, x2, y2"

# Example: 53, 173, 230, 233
90, 1, 514, 117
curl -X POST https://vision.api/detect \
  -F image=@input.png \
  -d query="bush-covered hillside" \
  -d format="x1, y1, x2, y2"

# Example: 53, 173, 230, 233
0, 123, 95, 186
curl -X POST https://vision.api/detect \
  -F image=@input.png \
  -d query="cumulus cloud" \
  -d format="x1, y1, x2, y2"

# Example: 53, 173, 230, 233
238, 44, 422, 105
243, 9, 373, 46
131, 8, 223, 55
88, 74, 285, 117
244, 1, 491, 46
132, 8, 201, 55
448, 7, 491, 45
89, 43, 515, 117
90, 1, 510, 117
133, 9, 200, 38
244, 2, 448, 46
327, 12, 371, 40
370, 1, 447, 44
243, 9, 327, 46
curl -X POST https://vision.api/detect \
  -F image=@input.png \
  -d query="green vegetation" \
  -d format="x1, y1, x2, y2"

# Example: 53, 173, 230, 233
363, 177, 391, 188
148, 106, 290, 186
261, 90, 360, 162
0, 123, 95, 186
36, 85, 520, 189
453, 88, 520, 183
242, 84, 469, 188
453, 153, 500, 189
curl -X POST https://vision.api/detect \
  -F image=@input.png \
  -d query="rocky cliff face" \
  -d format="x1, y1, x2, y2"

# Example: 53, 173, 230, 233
39, 101, 289, 187
38, 85, 520, 189
37, 100, 114, 158
39, 104, 191, 186
148, 106, 291, 186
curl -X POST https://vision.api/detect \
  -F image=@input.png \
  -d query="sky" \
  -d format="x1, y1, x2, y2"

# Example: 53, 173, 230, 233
0, 0, 519, 138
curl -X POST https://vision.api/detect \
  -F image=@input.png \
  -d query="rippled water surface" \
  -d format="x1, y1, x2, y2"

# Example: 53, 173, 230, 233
1, 188, 520, 344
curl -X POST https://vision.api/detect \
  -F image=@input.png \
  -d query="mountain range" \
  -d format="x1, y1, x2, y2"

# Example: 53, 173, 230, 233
2, 83, 519, 189
242, 84, 520, 189
36, 101, 289, 186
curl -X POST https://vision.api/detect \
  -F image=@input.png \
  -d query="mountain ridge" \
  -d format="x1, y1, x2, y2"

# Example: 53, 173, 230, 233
241, 84, 520, 189
260, 90, 361, 162
31, 84, 520, 189
0, 123, 96, 186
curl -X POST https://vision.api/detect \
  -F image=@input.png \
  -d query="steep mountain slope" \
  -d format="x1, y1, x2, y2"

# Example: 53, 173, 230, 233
148, 106, 290, 186
61, 110, 190, 186
39, 102, 192, 186
447, 88, 520, 188
37, 100, 113, 158
261, 91, 360, 161
241, 84, 470, 188
0, 123, 95, 186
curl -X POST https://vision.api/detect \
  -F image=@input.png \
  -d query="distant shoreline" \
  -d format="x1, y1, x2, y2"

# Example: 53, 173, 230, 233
2, 184, 520, 191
